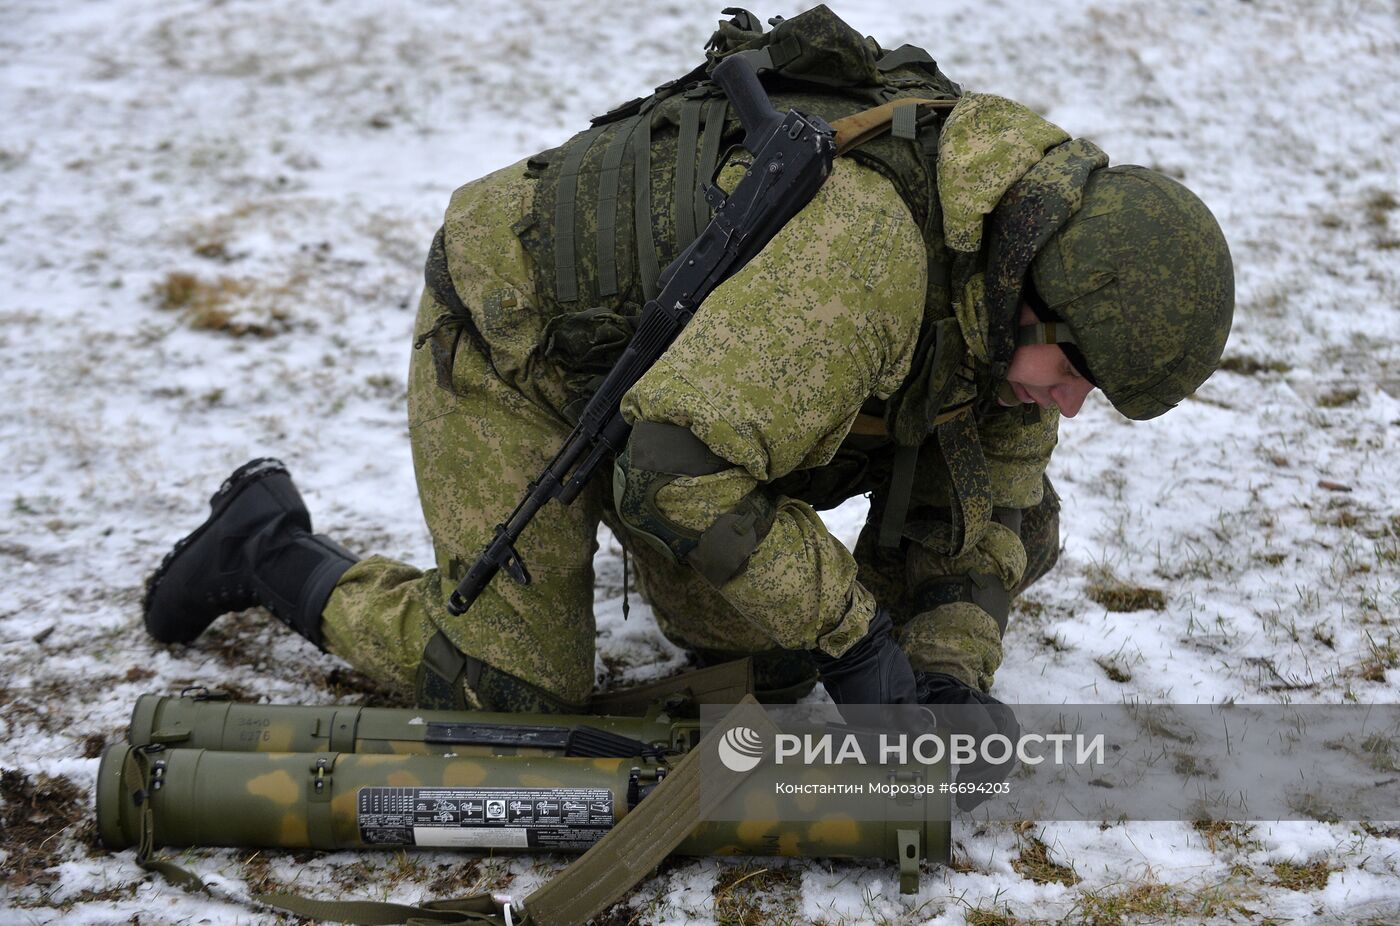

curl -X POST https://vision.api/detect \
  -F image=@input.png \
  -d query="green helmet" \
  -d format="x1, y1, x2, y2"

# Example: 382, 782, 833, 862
1029, 165, 1235, 420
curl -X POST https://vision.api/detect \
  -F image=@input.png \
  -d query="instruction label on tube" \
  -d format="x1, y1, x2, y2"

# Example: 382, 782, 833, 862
357, 787, 614, 849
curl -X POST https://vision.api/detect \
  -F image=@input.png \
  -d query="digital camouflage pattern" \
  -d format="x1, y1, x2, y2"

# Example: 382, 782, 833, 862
319, 73, 1090, 703
937, 94, 1071, 257
1031, 165, 1235, 420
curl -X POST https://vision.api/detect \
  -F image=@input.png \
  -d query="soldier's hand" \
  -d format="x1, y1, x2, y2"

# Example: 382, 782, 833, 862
813, 608, 919, 706
915, 671, 1019, 810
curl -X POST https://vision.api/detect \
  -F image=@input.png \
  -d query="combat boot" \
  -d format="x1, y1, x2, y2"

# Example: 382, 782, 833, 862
143, 458, 357, 648
811, 608, 918, 705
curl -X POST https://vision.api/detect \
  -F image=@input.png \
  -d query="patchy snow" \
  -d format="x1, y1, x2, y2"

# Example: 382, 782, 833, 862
2, 0, 1397, 923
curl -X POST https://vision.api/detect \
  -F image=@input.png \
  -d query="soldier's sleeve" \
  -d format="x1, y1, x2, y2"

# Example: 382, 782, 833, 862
896, 406, 1061, 690
617, 158, 926, 658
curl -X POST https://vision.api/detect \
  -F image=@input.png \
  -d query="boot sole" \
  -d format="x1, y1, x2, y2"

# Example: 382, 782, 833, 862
141, 458, 291, 629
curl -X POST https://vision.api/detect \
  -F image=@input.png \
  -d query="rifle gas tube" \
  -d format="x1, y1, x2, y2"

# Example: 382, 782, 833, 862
447, 53, 836, 616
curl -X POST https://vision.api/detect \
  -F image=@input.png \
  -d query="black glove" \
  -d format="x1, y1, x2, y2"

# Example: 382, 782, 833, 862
916, 671, 1019, 810
812, 608, 918, 706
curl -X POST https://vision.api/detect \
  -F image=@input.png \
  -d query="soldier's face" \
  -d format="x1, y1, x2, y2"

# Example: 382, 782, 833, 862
1003, 304, 1097, 418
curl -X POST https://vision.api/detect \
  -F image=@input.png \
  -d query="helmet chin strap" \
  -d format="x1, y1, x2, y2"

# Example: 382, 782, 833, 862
1016, 321, 1077, 347
1015, 322, 1099, 386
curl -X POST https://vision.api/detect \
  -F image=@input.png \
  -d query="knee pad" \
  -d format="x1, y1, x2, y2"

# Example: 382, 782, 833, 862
614, 421, 776, 588
415, 629, 582, 713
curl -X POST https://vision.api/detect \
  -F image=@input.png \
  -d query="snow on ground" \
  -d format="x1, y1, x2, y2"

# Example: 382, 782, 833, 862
1, 0, 1397, 922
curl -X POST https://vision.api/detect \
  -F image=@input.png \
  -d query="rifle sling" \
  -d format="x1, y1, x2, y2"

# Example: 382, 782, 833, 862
831, 97, 954, 156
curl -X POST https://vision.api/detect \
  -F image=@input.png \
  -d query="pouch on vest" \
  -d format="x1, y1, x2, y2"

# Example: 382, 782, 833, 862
538, 306, 640, 423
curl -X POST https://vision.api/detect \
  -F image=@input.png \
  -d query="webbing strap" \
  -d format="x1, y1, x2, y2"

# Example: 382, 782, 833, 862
729, 38, 802, 76
523, 697, 777, 926
633, 110, 660, 300
767, 36, 802, 68
126, 748, 212, 895
554, 124, 607, 303
849, 413, 890, 437
255, 893, 508, 925
1016, 321, 1078, 346
694, 98, 728, 238
674, 97, 706, 247
829, 98, 953, 156
596, 116, 641, 297
891, 102, 918, 141
878, 444, 919, 548
587, 657, 754, 715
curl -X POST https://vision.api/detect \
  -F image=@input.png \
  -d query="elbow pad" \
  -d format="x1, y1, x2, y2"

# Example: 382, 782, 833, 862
614, 421, 776, 588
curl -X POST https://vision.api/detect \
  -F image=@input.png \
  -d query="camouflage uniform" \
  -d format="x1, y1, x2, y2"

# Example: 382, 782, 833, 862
322, 93, 1074, 708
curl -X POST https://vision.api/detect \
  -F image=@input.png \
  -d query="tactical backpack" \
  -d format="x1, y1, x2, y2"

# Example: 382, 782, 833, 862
424, 6, 958, 412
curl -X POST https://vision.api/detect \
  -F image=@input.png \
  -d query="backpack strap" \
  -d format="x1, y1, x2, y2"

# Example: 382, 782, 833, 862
597, 115, 644, 298
633, 107, 661, 300
554, 124, 609, 303
694, 98, 729, 234
674, 96, 707, 247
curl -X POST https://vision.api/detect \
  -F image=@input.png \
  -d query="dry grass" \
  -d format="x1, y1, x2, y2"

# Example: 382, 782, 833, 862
1085, 576, 1167, 613
1316, 385, 1361, 408
965, 907, 1026, 926
1358, 632, 1398, 683
1012, 831, 1080, 886
1365, 189, 1398, 227
1269, 859, 1333, 891
1218, 354, 1291, 375
712, 865, 803, 926
151, 270, 291, 337
1, 768, 86, 889
1068, 878, 1259, 926
1191, 819, 1257, 853
1094, 656, 1133, 683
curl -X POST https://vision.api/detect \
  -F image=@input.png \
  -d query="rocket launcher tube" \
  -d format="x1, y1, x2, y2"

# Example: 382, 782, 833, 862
128, 693, 692, 758
96, 743, 951, 864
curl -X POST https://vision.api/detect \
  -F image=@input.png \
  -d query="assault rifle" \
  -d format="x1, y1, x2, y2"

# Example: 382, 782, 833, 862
447, 53, 837, 615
